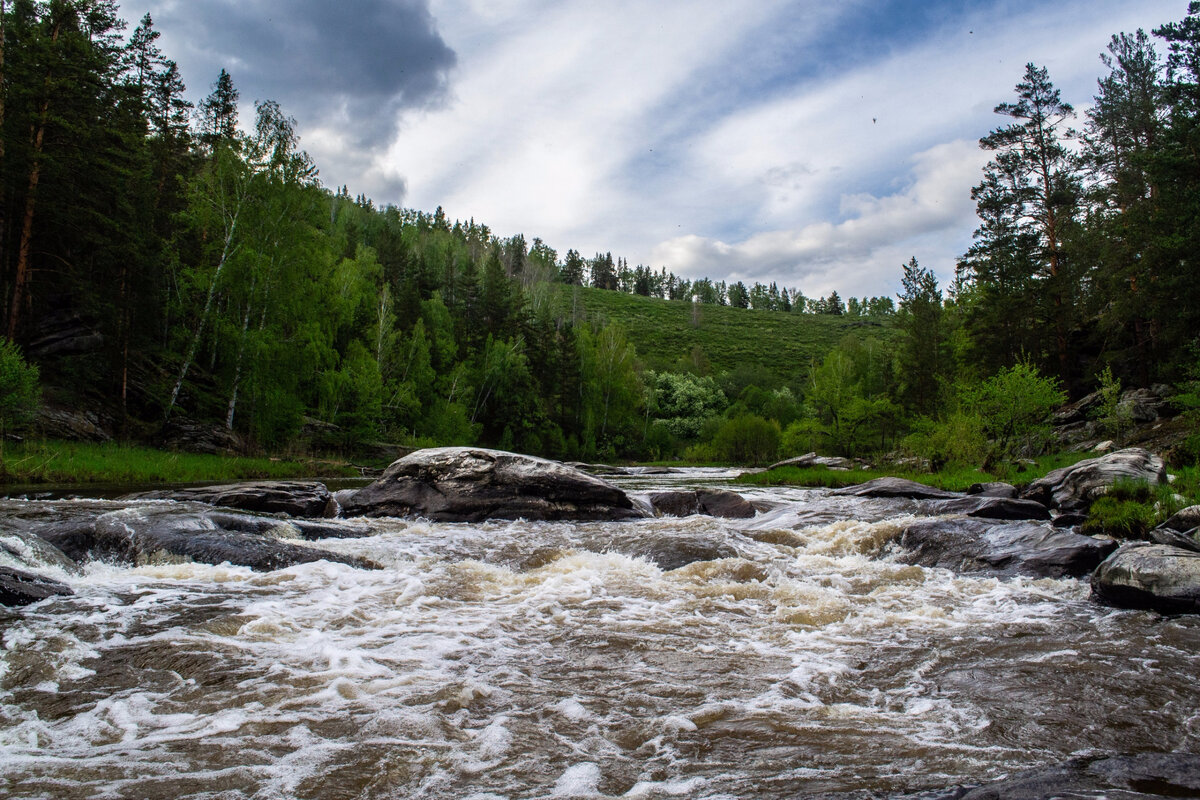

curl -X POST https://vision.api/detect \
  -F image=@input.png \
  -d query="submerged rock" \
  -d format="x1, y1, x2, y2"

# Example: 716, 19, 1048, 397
340, 447, 642, 522
1020, 448, 1167, 511
123, 481, 336, 518
896, 517, 1117, 578
1092, 542, 1200, 613
831, 476, 960, 501
649, 489, 756, 519
921, 752, 1200, 799
0, 565, 73, 606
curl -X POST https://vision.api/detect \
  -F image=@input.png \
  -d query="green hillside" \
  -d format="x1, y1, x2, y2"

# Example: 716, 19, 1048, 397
552, 285, 895, 384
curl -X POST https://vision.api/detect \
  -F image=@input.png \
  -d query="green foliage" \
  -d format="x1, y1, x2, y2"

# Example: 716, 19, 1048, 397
645, 371, 726, 439
1080, 495, 1158, 539
1091, 366, 1132, 442
0, 340, 40, 464
712, 414, 780, 466
961, 361, 1066, 461
900, 412, 990, 470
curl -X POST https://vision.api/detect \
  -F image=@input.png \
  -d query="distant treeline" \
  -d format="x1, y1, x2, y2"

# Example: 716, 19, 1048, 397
1, 1, 1199, 467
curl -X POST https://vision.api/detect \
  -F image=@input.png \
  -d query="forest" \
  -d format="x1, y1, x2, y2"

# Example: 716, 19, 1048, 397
2, 0, 1200, 469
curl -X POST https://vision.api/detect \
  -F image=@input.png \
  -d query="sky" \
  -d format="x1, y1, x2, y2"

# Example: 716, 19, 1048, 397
131, 0, 1184, 299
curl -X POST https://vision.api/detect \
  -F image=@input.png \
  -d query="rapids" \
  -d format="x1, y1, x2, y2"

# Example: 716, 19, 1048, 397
1, 470, 1198, 799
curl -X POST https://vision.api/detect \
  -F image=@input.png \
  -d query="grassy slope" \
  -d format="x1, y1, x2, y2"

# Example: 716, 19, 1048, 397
0, 441, 359, 485
554, 285, 895, 382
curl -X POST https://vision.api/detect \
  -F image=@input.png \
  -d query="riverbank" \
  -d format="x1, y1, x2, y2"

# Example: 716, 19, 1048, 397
0, 440, 362, 486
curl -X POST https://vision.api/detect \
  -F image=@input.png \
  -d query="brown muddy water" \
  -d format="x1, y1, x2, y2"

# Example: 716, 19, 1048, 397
1, 469, 1198, 799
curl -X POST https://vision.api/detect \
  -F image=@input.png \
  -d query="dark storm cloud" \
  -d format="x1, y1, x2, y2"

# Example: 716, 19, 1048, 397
146, 0, 455, 197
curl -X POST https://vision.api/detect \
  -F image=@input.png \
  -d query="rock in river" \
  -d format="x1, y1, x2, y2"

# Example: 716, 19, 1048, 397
0, 565, 73, 606
649, 488, 756, 519
122, 481, 336, 518
831, 476, 961, 500
340, 447, 643, 522
922, 752, 1200, 799
896, 517, 1117, 578
1092, 542, 1200, 613
1021, 447, 1167, 511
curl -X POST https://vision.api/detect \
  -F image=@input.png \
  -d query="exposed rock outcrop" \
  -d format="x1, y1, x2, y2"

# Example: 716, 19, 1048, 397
0, 565, 74, 606
1021, 448, 1167, 511
649, 489, 756, 519
1160, 505, 1200, 533
896, 518, 1117, 578
831, 476, 960, 500
766, 453, 859, 471
123, 481, 336, 518
919, 495, 1051, 521
921, 752, 1200, 800
1092, 542, 1200, 613
340, 447, 642, 522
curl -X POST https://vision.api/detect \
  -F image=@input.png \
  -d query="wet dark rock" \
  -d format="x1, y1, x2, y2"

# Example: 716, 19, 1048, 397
1160, 505, 1200, 533
32, 519, 100, 564
90, 506, 378, 572
123, 481, 336, 518
0, 519, 83, 574
1146, 526, 1200, 553
832, 477, 960, 501
919, 496, 1051, 521
920, 752, 1200, 799
966, 482, 1018, 499
608, 532, 737, 571
1092, 542, 1200, 613
650, 489, 756, 519
341, 447, 642, 522
0, 565, 74, 606
1051, 513, 1088, 529
1020, 448, 1167, 511
896, 518, 1117, 578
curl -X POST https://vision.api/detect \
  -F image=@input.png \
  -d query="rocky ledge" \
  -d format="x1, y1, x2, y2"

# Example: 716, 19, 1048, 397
919, 752, 1200, 799
339, 447, 643, 522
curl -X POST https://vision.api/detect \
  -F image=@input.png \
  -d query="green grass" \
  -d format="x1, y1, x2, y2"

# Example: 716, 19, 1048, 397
556, 285, 894, 383
735, 452, 1095, 493
0, 440, 358, 485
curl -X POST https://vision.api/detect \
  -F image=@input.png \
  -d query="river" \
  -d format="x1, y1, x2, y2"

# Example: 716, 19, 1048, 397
1, 469, 1198, 798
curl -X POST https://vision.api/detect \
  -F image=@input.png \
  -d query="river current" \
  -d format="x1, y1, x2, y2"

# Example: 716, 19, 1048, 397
1, 469, 1198, 799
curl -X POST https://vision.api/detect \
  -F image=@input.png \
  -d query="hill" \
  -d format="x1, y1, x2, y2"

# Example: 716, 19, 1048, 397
552, 285, 896, 385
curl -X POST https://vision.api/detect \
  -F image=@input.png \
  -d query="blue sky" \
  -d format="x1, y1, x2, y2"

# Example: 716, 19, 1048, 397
136, 0, 1183, 299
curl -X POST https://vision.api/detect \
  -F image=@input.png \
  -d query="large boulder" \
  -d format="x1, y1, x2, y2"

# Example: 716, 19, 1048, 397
1021, 448, 1167, 511
649, 489, 756, 519
831, 476, 960, 500
923, 752, 1200, 799
896, 518, 1117, 578
123, 481, 336, 518
339, 447, 642, 522
87, 506, 378, 572
1160, 505, 1200, 533
766, 453, 857, 471
0, 565, 73, 606
1092, 542, 1200, 613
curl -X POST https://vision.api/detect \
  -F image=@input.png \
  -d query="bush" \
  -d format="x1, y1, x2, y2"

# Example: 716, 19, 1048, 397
711, 414, 780, 466
961, 362, 1065, 462
0, 338, 39, 465
1081, 496, 1157, 539
900, 412, 989, 470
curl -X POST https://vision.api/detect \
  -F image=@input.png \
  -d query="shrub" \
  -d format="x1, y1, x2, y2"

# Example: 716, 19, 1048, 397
712, 414, 780, 466
0, 338, 40, 466
1081, 496, 1157, 539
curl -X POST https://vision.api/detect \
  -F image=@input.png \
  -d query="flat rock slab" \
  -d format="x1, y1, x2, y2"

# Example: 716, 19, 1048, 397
897, 518, 1117, 578
650, 489, 756, 519
123, 481, 335, 518
831, 476, 961, 501
89, 507, 378, 572
0, 565, 73, 606
919, 496, 1051, 521
341, 447, 642, 522
1160, 505, 1200, 532
1021, 448, 1167, 511
966, 482, 1018, 498
766, 453, 856, 471
920, 752, 1200, 799
1092, 542, 1200, 613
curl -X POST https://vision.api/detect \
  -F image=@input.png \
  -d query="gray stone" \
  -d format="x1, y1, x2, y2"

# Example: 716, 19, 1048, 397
0, 565, 73, 606
1092, 542, 1200, 613
340, 447, 642, 522
123, 481, 336, 518
1020, 448, 1167, 511
831, 476, 960, 500
90, 506, 378, 572
919, 496, 1051, 521
1160, 505, 1200, 532
650, 489, 756, 519
1146, 526, 1200, 553
897, 518, 1117, 578
922, 752, 1200, 800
